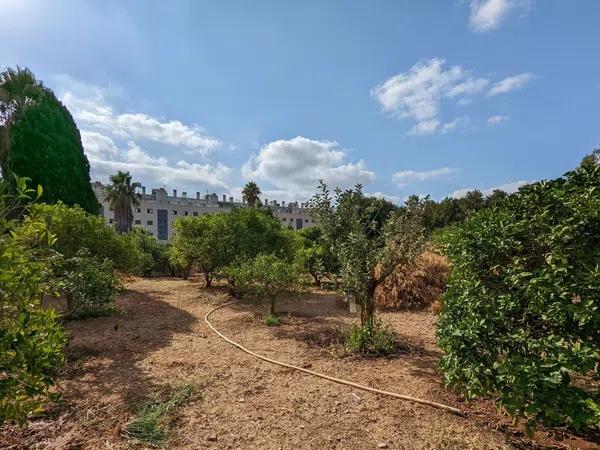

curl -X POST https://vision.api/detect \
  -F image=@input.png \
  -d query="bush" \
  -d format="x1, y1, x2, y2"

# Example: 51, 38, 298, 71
437, 164, 600, 431
375, 251, 449, 310
345, 318, 396, 355
21, 202, 140, 272
51, 250, 120, 318
0, 177, 66, 424
128, 227, 170, 277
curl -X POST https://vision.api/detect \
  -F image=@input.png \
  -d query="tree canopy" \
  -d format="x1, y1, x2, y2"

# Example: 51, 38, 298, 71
1, 69, 99, 214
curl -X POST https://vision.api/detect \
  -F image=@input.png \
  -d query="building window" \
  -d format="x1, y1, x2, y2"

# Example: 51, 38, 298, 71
147, 208, 153, 214
134, 219, 141, 225
282, 217, 286, 221
136, 208, 141, 213
184, 211, 188, 216
305, 219, 309, 223
193, 212, 198, 216
172, 210, 177, 215
109, 219, 113, 224
147, 220, 153, 225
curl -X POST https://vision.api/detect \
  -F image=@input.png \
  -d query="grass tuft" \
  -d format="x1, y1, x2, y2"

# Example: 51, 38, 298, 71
123, 383, 198, 447
264, 314, 281, 326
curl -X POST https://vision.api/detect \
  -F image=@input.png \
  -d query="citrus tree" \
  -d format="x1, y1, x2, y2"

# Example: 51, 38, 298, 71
0, 176, 66, 424
437, 162, 600, 431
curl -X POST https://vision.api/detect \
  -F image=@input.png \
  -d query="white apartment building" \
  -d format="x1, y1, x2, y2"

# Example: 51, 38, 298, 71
92, 182, 315, 241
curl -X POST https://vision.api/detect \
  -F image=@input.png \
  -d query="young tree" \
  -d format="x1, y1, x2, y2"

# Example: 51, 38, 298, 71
296, 227, 337, 286
1, 68, 99, 213
229, 254, 300, 317
0, 176, 66, 424
103, 171, 141, 234
242, 181, 261, 207
169, 215, 228, 286
310, 183, 425, 339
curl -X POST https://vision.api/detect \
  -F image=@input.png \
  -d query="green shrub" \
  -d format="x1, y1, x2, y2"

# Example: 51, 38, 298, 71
437, 163, 600, 431
0, 176, 66, 424
22, 202, 140, 272
264, 314, 281, 326
128, 227, 170, 276
345, 318, 396, 355
51, 250, 120, 319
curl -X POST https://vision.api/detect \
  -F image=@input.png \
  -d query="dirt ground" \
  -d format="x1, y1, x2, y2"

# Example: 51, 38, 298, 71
1, 277, 598, 449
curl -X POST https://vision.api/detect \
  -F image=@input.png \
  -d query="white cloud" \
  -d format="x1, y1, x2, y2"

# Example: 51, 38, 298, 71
372, 58, 467, 122
469, 0, 530, 32
392, 167, 461, 188
367, 192, 402, 204
80, 131, 119, 160
372, 58, 528, 135
450, 180, 531, 198
487, 115, 510, 125
488, 73, 533, 96
441, 116, 471, 134
86, 140, 231, 192
60, 82, 221, 155
242, 136, 375, 200
409, 119, 440, 136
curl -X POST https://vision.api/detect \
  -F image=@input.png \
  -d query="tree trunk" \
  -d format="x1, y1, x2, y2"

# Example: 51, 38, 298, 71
311, 272, 321, 287
269, 297, 275, 315
204, 271, 212, 287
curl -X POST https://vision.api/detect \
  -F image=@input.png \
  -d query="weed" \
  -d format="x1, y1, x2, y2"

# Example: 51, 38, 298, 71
345, 319, 396, 355
264, 313, 281, 326
123, 383, 198, 447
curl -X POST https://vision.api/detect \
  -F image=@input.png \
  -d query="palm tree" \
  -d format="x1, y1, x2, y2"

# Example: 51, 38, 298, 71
242, 181, 261, 207
0, 66, 44, 125
104, 171, 141, 234
0, 66, 45, 170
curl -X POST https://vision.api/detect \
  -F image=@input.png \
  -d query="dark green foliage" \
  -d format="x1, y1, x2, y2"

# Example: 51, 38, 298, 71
4, 90, 99, 214
51, 250, 120, 319
0, 177, 66, 424
437, 163, 600, 431
128, 227, 170, 276
241, 181, 261, 207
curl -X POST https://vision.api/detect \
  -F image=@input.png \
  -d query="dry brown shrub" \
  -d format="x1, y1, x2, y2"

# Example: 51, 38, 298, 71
375, 251, 449, 311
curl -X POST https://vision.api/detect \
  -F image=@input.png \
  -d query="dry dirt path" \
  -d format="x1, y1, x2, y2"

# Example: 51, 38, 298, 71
1, 277, 593, 449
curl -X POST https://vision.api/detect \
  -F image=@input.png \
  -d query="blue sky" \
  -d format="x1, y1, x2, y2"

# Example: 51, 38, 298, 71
1, 0, 599, 203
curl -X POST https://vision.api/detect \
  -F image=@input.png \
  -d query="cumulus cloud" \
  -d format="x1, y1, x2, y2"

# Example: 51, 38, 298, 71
450, 180, 531, 198
367, 192, 402, 205
80, 131, 119, 160
392, 167, 461, 188
488, 73, 533, 96
86, 141, 231, 191
372, 58, 529, 135
487, 115, 510, 125
469, 0, 530, 32
242, 136, 375, 200
60, 82, 221, 155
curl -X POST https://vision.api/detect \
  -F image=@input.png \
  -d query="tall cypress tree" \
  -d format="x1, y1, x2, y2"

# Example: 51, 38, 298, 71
3, 87, 99, 214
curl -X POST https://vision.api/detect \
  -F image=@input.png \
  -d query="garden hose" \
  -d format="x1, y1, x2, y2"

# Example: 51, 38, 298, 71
204, 300, 465, 416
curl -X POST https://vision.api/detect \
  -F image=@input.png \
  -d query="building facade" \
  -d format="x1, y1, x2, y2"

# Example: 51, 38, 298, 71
92, 182, 315, 241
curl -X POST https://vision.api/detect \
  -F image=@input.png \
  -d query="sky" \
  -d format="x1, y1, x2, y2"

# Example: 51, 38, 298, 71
1, 0, 599, 204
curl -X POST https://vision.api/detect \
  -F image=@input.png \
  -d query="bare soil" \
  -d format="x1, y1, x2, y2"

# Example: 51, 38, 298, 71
1, 277, 598, 449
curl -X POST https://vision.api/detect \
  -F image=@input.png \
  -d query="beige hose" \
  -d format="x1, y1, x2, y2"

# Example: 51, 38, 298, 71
204, 300, 465, 416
